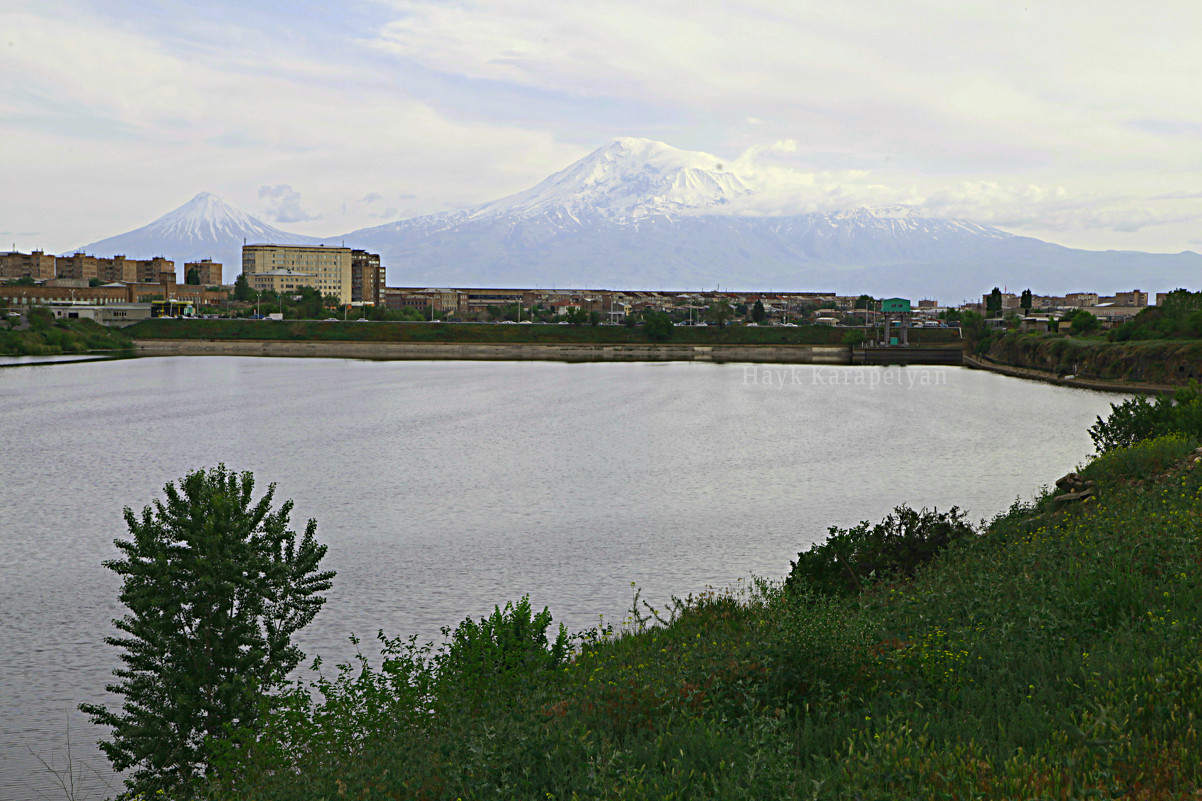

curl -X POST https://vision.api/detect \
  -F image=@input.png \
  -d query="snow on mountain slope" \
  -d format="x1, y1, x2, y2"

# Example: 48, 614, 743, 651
76, 193, 324, 283
69, 139, 1202, 297
467, 137, 752, 222
354, 138, 753, 238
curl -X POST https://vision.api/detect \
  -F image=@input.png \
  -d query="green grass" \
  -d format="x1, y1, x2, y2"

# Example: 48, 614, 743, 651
0, 318, 134, 356
125, 318, 962, 347
192, 431, 1202, 800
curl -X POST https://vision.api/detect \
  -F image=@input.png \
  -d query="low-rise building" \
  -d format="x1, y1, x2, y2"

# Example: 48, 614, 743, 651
1065, 292, 1100, 307
1109, 289, 1149, 307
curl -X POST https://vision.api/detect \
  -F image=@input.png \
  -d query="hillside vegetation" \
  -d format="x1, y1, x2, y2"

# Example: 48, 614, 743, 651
967, 291, 1202, 387
982, 332, 1202, 386
187, 396, 1202, 800
0, 313, 133, 356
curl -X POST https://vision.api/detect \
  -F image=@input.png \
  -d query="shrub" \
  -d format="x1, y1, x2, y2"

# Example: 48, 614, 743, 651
1081, 433, 1197, 483
1089, 383, 1202, 453
643, 310, 674, 341
438, 595, 569, 690
786, 505, 974, 597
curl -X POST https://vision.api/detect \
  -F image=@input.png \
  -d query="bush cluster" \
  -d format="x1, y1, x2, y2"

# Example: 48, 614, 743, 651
1109, 289, 1202, 342
1089, 382, 1202, 453
785, 505, 975, 597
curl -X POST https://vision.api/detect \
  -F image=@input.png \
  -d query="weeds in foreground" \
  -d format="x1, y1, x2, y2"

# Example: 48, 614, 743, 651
126, 431, 1201, 798
26, 718, 115, 801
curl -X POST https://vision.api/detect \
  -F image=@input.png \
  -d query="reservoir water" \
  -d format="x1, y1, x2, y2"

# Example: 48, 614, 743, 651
0, 357, 1124, 799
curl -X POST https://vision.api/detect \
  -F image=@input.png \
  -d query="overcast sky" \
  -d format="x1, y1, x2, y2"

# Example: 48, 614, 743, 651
4, 0, 1202, 255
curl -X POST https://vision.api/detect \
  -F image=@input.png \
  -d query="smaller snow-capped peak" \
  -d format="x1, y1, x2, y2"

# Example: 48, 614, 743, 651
143, 192, 290, 243
75, 193, 325, 281
462, 137, 752, 224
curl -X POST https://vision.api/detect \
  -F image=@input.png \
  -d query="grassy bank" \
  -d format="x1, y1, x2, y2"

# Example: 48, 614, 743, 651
192, 426, 1202, 798
125, 318, 961, 347
983, 330, 1202, 386
0, 318, 133, 356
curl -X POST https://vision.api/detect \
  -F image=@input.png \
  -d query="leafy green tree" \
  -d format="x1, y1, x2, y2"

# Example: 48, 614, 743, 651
27, 304, 53, 330
707, 300, 732, 327
854, 294, 875, 310
293, 286, 324, 319
1068, 308, 1100, 334
80, 465, 335, 798
751, 299, 767, 323
1020, 289, 1032, 313
233, 273, 254, 302
986, 287, 1003, 317
185, 267, 201, 285
643, 310, 674, 341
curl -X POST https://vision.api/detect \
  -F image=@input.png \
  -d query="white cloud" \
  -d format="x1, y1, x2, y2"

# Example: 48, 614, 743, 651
5, 0, 1202, 254
0, 2, 584, 249
258, 185, 320, 223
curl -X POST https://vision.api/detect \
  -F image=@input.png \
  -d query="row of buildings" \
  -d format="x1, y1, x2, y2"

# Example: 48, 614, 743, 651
977, 289, 1151, 310
1, 244, 1187, 328
968, 288, 1158, 326
0, 245, 383, 308
0, 250, 223, 285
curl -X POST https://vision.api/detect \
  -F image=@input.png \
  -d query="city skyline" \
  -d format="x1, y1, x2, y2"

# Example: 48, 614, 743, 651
5, 0, 1202, 257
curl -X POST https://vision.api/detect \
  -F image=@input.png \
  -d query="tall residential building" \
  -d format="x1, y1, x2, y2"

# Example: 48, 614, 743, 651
242, 244, 353, 303
96, 256, 138, 283
56, 253, 98, 281
184, 259, 223, 286
135, 256, 174, 284
351, 249, 384, 305
1, 250, 56, 281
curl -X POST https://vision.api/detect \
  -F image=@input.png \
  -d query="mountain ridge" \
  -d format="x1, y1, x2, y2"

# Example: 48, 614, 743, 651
73, 139, 1202, 298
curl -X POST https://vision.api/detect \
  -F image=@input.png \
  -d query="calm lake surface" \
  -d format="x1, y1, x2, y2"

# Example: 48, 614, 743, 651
0, 357, 1125, 799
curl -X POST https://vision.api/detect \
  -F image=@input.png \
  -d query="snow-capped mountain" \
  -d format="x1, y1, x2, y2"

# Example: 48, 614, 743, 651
341, 139, 1202, 298
468, 137, 751, 223
70, 140, 1202, 298
75, 193, 325, 283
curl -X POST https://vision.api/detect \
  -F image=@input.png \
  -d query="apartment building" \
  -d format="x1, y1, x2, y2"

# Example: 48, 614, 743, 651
1108, 289, 1149, 307
351, 250, 384, 305
55, 253, 98, 281
1, 250, 56, 280
242, 244, 353, 304
184, 259, 223, 286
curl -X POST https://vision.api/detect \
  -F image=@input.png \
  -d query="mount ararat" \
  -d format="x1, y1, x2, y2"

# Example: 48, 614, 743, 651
77, 138, 1201, 302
